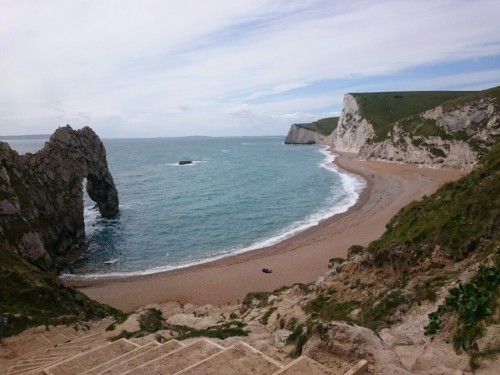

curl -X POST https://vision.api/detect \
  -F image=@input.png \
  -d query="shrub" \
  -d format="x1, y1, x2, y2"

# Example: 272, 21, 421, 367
425, 265, 500, 352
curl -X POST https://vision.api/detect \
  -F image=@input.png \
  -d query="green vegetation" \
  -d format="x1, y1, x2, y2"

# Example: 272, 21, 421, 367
0, 248, 122, 336
286, 323, 308, 357
399, 117, 449, 139
174, 321, 248, 340
296, 117, 339, 136
359, 290, 408, 330
259, 307, 277, 325
352, 91, 475, 140
441, 86, 500, 111
303, 289, 408, 331
305, 295, 359, 323
242, 291, 271, 309
412, 275, 450, 304
368, 140, 500, 263
138, 308, 165, 333
424, 264, 500, 366
110, 309, 248, 341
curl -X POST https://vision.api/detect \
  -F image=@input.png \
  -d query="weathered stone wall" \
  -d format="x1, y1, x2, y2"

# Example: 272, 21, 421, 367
0, 125, 119, 270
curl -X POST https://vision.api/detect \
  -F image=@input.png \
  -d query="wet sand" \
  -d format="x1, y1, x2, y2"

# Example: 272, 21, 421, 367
65, 152, 464, 311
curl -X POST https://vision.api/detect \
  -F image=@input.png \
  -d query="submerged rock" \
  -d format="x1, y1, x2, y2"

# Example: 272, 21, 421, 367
0, 125, 119, 270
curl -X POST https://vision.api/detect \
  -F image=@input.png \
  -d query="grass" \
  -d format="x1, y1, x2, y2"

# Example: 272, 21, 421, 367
302, 288, 409, 332
0, 248, 122, 336
259, 307, 277, 325
441, 86, 500, 111
359, 290, 408, 330
110, 313, 249, 342
175, 321, 248, 340
399, 117, 450, 139
367, 140, 500, 264
296, 117, 339, 136
242, 291, 271, 309
305, 295, 359, 323
351, 91, 476, 140
424, 265, 500, 348
138, 308, 165, 333
411, 275, 450, 304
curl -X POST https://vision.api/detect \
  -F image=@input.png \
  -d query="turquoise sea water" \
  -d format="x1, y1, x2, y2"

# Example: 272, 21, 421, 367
4, 136, 365, 277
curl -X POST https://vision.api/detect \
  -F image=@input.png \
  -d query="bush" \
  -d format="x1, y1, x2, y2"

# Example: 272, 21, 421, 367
138, 308, 165, 333
425, 265, 500, 352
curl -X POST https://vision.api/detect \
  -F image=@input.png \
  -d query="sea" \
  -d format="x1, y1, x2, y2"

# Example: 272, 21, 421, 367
4, 136, 365, 278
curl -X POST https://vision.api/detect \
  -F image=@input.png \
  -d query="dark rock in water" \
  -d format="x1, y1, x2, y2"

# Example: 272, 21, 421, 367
0, 125, 119, 270
179, 160, 193, 165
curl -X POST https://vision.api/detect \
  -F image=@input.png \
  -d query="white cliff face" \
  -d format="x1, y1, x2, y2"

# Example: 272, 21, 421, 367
340, 94, 498, 170
285, 90, 499, 170
330, 94, 375, 152
284, 124, 325, 144
359, 126, 479, 171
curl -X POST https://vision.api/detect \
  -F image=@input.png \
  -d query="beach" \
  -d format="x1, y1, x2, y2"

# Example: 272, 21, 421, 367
65, 151, 464, 311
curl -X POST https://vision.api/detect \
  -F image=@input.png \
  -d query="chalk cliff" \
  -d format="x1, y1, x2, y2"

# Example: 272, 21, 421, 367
284, 124, 321, 144
330, 94, 376, 153
285, 87, 500, 170
0, 125, 119, 270
359, 93, 500, 170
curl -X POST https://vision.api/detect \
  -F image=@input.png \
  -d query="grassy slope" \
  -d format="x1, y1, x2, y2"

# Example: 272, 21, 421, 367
368, 140, 500, 263
300, 142, 499, 363
351, 91, 476, 140
0, 248, 122, 336
296, 117, 339, 136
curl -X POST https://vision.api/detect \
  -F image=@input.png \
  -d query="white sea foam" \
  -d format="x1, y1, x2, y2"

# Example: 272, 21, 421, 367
235, 146, 365, 252
83, 205, 99, 236
63, 146, 367, 280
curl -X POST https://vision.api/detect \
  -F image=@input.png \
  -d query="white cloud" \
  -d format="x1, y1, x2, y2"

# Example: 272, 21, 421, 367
0, 0, 499, 137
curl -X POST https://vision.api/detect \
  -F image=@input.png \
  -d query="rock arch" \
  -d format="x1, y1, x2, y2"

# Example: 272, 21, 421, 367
0, 125, 119, 270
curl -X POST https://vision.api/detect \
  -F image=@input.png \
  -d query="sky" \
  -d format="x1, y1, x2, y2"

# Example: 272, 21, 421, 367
1, 0, 500, 138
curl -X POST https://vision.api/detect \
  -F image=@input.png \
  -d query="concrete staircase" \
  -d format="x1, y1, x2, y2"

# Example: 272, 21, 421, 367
7, 336, 369, 375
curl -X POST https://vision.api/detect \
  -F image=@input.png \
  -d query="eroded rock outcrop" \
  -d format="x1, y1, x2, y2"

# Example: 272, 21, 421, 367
284, 124, 321, 144
0, 125, 118, 270
330, 94, 376, 153
359, 94, 500, 170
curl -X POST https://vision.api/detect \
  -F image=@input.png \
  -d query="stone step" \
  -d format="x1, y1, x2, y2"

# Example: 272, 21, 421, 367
54, 333, 103, 348
174, 341, 283, 375
82, 342, 160, 375
7, 362, 49, 375
42, 333, 71, 346
18, 355, 64, 366
343, 359, 369, 375
123, 339, 224, 375
272, 356, 332, 375
44, 346, 88, 356
97, 339, 184, 375
8, 353, 68, 374
44, 338, 139, 375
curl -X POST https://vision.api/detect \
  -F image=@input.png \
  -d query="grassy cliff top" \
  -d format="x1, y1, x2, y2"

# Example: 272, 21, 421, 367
351, 91, 477, 140
296, 117, 339, 136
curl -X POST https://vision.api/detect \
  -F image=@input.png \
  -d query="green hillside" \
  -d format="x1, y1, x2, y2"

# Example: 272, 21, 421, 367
303, 141, 499, 366
352, 91, 476, 140
0, 248, 123, 336
296, 117, 339, 136
368, 140, 499, 264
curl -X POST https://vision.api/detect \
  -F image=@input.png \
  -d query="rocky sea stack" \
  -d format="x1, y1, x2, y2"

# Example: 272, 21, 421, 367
0, 125, 119, 271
